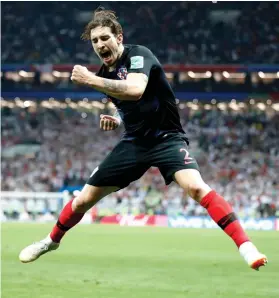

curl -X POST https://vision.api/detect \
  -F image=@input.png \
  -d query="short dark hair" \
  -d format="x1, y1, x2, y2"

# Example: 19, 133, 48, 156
81, 7, 123, 41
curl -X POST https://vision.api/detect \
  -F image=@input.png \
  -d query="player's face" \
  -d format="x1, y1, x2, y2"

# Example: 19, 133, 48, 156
91, 26, 123, 67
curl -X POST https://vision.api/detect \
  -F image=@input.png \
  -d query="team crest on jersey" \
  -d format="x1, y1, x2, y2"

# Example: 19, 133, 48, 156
117, 66, 128, 80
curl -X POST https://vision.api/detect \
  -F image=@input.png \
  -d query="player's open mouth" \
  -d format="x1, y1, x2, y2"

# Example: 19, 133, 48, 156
100, 51, 112, 63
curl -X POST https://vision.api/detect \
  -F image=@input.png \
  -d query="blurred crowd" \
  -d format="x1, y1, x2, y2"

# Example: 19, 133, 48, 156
1, 104, 279, 219
2, 1, 279, 220
2, 1, 279, 64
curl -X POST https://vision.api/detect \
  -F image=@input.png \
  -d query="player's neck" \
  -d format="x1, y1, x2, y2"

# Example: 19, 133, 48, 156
108, 44, 125, 72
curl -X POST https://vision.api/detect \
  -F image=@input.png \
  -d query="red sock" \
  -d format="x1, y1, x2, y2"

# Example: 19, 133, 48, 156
50, 199, 84, 243
200, 190, 249, 248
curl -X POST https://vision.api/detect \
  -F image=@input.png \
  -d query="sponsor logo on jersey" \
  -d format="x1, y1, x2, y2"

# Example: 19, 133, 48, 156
130, 56, 144, 69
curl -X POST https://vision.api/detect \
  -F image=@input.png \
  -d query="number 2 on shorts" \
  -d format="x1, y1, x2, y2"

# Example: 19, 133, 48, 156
179, 148, 194, 164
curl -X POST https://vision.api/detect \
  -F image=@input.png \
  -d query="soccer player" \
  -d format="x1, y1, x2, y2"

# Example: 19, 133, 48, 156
19, 7, 267, 270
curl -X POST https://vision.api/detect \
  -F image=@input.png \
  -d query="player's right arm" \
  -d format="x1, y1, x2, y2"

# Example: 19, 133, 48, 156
71, 66, 148, 101
71, 46, 156, 101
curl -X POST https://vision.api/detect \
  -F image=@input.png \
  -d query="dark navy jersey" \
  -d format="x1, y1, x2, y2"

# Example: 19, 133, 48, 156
96, 44, 187, 142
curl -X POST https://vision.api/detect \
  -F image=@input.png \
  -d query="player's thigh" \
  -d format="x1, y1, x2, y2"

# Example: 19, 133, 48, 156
87, 140, 149, 190
173, 169, 211, 202
72, 184, 119, 212
150, 135, 200, 185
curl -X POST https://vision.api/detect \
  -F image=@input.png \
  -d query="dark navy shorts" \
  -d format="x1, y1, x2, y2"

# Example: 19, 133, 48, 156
87, 133, 199, 189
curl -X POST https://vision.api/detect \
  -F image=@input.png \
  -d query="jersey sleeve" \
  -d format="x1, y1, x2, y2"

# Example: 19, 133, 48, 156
126, 46, 158, 77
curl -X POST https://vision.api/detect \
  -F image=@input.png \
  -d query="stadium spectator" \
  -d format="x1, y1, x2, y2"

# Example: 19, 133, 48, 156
2, 2, 279, 64
2, 104, 278, 219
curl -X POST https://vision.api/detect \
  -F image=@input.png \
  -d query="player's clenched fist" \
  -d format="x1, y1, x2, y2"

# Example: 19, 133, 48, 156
71, 65, 92, 85
100, 114, 120, 131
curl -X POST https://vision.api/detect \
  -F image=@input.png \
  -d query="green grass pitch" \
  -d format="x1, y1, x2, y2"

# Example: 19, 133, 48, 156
1, 223, 279, 298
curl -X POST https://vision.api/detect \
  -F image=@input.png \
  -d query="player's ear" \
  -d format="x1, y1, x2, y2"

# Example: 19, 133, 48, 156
116, 33, 123, 45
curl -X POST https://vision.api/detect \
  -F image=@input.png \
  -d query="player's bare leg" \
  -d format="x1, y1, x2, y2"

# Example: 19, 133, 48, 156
19, 184, 119, 263
174, 169, 268, 271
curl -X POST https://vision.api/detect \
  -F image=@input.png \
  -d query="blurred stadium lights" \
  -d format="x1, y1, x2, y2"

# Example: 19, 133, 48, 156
19, 70, 34, 78
217, 103, 227, 110
1, 68, 278, 86
187, 71, 195, 78
187, 101, 196, 108
258, 72, 265, 78
257, 103, 266, 111
229, 101, 239, 111
60, 103, 67, 109
52, 70, 70, 78
223, 71, 230, 78
191, 104, 199, 110
92, 101, 105, 109
52, 70, 61, 77
204, 104, 212, 110
238, 102, 246, 108
41, 100, 51, 108
69, 102, 78, 109
179, 103, 186, 109
258, 72, 278, 79
1, 63, 278, 113
2, 98, 278, 112
23, 101, 31, 107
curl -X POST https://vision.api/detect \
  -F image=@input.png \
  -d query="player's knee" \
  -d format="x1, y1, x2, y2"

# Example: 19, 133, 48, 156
71, 185, 117, 213
72, 191, 101, 212
72, 195, 93, 212
187, 183, 211, 202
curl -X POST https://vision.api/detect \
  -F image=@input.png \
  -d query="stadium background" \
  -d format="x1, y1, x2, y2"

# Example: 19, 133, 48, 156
1, 2, 279, 298
1, 1, 279, 226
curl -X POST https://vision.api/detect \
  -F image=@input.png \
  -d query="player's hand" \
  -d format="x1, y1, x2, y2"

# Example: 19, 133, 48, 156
71, 65, 92, 85
100, 114, 120, 131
